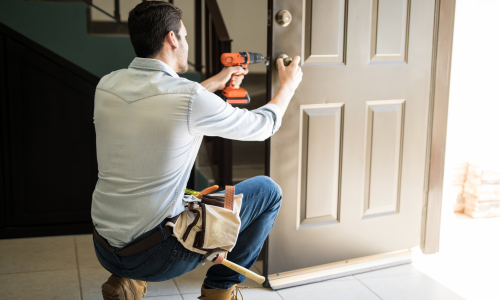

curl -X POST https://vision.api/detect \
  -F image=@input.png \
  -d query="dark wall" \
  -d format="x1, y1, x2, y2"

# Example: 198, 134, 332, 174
0, 23, 98, 238
0, 0, 202, 82
0, 0, 135, 78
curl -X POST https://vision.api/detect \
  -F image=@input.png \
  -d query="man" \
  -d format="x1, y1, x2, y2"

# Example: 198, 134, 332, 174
92, 1, 302, 300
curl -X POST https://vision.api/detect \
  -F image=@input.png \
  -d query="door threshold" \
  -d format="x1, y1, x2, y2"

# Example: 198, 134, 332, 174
267, 248, 422, 290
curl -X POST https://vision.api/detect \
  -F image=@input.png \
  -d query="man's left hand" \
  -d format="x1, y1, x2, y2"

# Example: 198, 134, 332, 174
201, 66, 249, 93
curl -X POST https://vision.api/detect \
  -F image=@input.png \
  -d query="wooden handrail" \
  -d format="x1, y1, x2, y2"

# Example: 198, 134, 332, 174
80, 0, 123, 24
205, 0, 232, 43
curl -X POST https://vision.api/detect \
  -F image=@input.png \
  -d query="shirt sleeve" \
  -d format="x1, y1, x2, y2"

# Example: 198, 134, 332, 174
189, 85, 282, 141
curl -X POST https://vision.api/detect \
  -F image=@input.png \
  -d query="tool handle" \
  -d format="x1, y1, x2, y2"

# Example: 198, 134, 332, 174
221, 259, 265, 284
225, 72, 244, 89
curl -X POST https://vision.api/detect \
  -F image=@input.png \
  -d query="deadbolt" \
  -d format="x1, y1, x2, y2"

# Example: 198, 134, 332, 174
277, 54, 293, 67
276, 10, 292, 27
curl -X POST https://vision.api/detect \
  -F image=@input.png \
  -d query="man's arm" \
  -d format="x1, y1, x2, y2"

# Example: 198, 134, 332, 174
191, 56, 302, 140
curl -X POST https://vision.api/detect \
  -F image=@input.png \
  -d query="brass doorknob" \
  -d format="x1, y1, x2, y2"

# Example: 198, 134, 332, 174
277, 54, 293, 67
276, 10, 292, 27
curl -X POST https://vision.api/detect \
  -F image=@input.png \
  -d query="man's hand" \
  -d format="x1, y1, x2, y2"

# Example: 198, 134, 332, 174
277, 56, 303, 93
269, 56, 303, 114
201, 66, 249, 93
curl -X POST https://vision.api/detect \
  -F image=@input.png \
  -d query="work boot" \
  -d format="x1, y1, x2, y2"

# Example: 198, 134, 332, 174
101, 274, 147, 300
198, 284, 247, 300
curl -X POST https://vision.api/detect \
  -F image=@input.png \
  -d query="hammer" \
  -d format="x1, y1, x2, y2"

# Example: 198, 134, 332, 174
210, 253, 265, 284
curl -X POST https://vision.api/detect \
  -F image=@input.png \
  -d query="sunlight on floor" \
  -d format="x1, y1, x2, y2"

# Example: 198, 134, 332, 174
412, 213, 500, 300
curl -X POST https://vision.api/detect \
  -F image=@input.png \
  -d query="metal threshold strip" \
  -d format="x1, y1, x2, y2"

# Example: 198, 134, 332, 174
267, 248, 423, 290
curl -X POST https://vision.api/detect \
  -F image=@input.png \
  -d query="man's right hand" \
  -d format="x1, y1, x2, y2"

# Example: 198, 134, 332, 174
277, 56, 303, 93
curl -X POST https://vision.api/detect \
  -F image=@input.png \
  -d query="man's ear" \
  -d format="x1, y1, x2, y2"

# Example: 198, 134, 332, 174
165, 31, 178, 50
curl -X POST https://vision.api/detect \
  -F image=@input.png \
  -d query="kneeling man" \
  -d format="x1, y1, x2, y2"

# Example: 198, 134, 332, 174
91, 1, 302, 299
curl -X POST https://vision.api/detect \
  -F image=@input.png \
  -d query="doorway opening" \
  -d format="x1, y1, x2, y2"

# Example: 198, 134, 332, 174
414, 1, 500, 299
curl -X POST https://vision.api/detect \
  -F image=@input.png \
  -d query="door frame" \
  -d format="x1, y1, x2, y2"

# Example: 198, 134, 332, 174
263, 0, 456, 286
421, 0, 456, 255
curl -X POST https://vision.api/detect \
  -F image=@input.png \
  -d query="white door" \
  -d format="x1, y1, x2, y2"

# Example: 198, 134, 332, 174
267, 0, 439, 288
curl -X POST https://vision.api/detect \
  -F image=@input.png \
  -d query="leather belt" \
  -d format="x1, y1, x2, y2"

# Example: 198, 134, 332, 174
93, 219, 176, 257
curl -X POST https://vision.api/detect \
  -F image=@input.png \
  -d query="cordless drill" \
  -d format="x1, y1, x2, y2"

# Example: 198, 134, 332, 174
220, 52, 266, 105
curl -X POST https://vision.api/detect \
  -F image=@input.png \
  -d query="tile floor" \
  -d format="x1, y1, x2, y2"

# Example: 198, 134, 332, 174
2, 213, 498, 300
0, 233, 469, 300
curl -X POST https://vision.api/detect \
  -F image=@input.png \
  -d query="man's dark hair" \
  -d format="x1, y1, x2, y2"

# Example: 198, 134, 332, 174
128, 1, 182, 58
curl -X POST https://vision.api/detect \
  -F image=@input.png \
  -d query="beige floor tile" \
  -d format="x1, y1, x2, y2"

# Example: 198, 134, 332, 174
0, 236, 77, 274
79, 267, 112, 300
75, 234, 102, 269
182, 287, 281, 300
277, 279, 380, 300
179, 293, 202, 300
146, 296, 182, 300
358, 273, 465, 300
146, 280, 179, 297
354, 263, 422, 279
173, 263, 210, 294
0, 269, 81, 300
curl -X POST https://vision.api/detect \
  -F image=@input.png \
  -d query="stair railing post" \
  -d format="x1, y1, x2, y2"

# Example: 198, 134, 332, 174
195, 0, 203, 74
113, 0, 121, 22
202, 0, 234, 187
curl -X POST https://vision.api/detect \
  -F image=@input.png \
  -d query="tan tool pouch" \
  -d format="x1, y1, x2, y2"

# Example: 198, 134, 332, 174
168, 186, 242, 256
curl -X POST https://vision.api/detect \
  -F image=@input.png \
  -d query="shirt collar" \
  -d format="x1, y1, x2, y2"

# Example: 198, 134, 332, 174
128, 57, 179, 78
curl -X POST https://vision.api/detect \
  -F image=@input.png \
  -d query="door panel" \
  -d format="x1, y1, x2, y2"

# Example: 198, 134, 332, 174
304, 0, 348, 64
298, 104, 343, 229
268, 0, 436, 276
370, 0, 411, 62
363, 100, 405, 218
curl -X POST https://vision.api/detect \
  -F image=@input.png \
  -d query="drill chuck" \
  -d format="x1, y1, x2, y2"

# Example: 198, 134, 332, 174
248, 52, 265, 64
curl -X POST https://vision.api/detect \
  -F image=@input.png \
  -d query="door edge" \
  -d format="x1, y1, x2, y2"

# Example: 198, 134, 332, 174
421, 0, 456, 255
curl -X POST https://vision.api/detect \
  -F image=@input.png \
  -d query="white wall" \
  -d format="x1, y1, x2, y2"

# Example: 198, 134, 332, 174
91, 0, 268, 73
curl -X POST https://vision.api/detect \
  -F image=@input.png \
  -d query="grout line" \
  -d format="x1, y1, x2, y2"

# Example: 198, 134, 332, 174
172, 278, 184, 298
356, 278, 383, 300
0, 268, 80, 276
74, 236, 84, 300
276, 290, 286, 300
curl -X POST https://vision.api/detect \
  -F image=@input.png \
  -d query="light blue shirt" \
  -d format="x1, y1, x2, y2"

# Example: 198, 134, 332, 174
91, 58, 282, 247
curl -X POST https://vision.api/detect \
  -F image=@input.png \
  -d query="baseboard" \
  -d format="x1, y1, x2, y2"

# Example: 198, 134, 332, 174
267, 248, 423, 290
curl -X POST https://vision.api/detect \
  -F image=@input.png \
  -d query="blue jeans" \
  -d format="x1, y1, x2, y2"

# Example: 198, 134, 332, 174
93, 175, 282, 289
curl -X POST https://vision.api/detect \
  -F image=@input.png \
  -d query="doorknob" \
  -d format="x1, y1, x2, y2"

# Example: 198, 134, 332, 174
276, 10, 292, 27
277, 54, 293, 67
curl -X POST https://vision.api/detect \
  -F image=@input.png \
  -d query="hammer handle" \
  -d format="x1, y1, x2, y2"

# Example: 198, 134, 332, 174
221, 259, 265, 284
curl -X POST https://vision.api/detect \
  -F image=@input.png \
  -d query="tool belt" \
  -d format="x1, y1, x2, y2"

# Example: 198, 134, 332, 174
93, 186, 242, 259
169, 185, 242, 258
